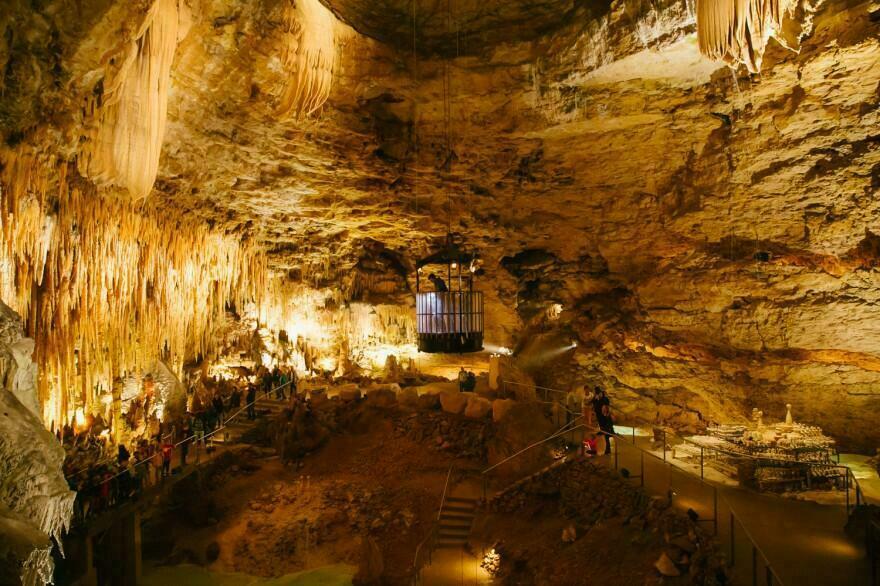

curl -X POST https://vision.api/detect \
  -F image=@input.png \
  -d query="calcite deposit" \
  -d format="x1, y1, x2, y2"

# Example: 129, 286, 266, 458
0, 303, 74, 586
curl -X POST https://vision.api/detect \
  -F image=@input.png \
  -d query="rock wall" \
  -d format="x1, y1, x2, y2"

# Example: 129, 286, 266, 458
2, 0, 878, 453
0, 302, 74, 586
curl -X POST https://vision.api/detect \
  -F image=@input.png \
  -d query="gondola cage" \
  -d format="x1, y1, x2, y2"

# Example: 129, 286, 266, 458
415, 242, 484, 353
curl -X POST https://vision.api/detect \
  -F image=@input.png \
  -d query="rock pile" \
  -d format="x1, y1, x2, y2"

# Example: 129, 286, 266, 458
488, 458, 727, 583
392, 411, 491, 460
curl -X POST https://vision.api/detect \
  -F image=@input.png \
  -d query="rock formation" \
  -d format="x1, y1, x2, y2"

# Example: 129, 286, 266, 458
0, 302, 74, 586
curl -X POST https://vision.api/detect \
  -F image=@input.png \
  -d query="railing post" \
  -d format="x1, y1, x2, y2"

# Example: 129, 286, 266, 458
766, 564, 773, 586
640, 451, 645, 487
632, 426, 636, 445
713, 487, 718, 536
663, 429, 667, 463
845, 469, 850, 515
701, 447, 705, 480
752, 545, 758, 586
730, 513, 735, 566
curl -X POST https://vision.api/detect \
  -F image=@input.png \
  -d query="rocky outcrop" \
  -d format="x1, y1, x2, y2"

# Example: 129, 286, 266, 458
0, 302, 74, 586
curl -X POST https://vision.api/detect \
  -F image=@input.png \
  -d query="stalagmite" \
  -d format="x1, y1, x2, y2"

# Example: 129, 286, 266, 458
696, 0, 794, 73
78, 0, 181, 199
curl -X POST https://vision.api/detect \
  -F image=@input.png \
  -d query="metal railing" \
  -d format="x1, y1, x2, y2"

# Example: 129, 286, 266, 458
416, 291, 484, 335
412, 464, 455, 585
611, 431, 784, 586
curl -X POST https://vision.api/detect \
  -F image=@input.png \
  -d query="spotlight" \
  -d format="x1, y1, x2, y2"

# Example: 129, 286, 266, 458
571, 340, 578, 348
451, 262, 458, 269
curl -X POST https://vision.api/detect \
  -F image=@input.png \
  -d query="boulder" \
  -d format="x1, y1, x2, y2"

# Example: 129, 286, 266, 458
464, 395, 492, 419
655, 552, 680, 577
339, 386, 362, 402
440, 390, 468, 415
417, 393, 440, 410
398, 387, 419, 409
492, 399, 515, 422
365, 387, 396, 408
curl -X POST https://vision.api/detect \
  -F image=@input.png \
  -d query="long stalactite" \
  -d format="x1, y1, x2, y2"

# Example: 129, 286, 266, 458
696, 0, 794, 73
0, 146, 267, 428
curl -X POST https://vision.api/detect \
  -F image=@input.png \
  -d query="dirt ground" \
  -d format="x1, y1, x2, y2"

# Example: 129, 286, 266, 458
146, 406, 476, 584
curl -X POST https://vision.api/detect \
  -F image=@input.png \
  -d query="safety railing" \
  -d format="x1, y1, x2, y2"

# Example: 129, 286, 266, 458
611, 432, 784, 585
65, 380, 295, 524
412, 464, 455, 585
869, 516, 880, 586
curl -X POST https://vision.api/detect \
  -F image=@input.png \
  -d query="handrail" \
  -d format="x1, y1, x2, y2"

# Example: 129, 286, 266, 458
66, 380, 294, 490
482, 416, 584, 476
438, 464, 454, 520
412, 463, 455, 584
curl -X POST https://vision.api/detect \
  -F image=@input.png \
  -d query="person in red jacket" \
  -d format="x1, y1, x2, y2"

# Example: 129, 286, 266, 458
161, 439, 173, 478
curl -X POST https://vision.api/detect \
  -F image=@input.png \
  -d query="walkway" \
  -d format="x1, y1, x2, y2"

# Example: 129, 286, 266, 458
609, 433, 874, 586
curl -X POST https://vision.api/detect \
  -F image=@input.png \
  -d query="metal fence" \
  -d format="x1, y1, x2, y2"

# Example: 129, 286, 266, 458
612, 435, 784, 586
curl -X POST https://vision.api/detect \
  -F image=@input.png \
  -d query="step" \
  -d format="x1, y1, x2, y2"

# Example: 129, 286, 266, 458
445, 496, 478, 504
442, 505, 476, 514
438, 520, 472, 530
439, 512, 475, 522
437, 527, 471, 538
435, 539, 467, 549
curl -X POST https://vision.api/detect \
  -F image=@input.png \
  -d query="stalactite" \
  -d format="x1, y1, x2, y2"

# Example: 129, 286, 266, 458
78, 0, 181, 199
0, 146, 267, 426
696, 0, 794, 73
275, 0, 337, 118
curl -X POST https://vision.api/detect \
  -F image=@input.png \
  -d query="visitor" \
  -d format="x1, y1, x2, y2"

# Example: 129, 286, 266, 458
428, 273, 449, 331
463, 371, 477, 392
117, 443, 130, 467
212, 393, 225, 426
428, 273, 448, 292
180, 419, 191, 467
591, 386, 615, 455
276, 369, 289, 401
161, 438, 173, 478
458, 367, 468, 391
246, 383, 257, 420
230, 386, 242, 410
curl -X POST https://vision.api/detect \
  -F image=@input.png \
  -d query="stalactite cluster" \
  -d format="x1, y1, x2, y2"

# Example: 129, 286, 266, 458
0, 147, 266, 427
696, 0, 794, 72
275, 0, 338, 118
78, 0, 185, 199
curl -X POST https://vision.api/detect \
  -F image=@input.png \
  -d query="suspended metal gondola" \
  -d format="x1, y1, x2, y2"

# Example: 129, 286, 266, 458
415, 238, 483, 353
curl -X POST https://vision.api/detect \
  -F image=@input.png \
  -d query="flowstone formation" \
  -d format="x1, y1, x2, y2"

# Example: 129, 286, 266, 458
0, 302, 74, 586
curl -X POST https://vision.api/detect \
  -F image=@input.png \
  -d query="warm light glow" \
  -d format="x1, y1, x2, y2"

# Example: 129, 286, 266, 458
73, 408, 86, 430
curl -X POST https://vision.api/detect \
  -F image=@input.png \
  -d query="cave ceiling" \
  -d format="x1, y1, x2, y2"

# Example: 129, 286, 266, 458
1, 0, 880, 448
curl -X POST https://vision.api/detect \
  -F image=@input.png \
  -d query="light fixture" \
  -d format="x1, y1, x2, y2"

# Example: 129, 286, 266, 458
451, 262, 458, 269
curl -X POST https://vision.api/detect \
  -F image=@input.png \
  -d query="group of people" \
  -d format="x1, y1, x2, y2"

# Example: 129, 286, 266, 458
62, 365, 302, 524
62, 423, 181, 523
457, 367, 477, 392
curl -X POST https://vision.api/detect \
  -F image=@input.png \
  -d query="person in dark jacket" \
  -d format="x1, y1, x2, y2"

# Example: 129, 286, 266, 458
591, 387, 615, 455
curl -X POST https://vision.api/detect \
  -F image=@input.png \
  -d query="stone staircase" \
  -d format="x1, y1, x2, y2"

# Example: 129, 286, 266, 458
212, 393, 287, 444
436, 495, 479, 549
